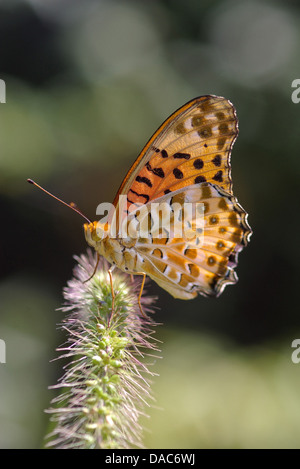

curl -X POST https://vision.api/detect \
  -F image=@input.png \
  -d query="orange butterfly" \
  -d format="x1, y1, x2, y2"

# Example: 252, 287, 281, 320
83, 95, 252, 311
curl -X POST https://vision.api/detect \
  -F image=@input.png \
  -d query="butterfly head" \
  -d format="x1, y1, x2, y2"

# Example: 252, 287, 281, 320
84, 221, 110, 248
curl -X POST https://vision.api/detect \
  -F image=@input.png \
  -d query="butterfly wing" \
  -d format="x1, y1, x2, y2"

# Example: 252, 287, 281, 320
111, 95, 238, 230
103, 95, 251, 298
127, 183, 251, 298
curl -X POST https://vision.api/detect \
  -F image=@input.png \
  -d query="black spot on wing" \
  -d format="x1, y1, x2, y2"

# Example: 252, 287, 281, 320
195, 175, 206, 183
173, 152, 191, 159
153, 167, 165, 178
129, 189, 150, 203
152, 146, 160, 153
212, 170, 223, 183
193, 158, 204, 169
136, 175, 152, 187
173, 168, 184, 179
145, 162, 165, 178
212, 154, 222, 167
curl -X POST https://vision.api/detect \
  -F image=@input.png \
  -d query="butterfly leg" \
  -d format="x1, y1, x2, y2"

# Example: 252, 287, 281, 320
83, 252, 100, 283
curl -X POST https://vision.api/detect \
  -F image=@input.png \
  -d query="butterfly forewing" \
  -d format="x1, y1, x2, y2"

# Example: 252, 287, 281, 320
112, 95, 238, 227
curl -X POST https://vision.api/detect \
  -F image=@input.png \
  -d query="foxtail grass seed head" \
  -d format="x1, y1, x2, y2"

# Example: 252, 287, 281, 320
45, 250, 160, 449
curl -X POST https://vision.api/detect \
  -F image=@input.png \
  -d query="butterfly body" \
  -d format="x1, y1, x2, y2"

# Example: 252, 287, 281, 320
84, 95, 252, 301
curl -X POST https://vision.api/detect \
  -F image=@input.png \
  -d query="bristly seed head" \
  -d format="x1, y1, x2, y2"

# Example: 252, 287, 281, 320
45, 249, 160, 449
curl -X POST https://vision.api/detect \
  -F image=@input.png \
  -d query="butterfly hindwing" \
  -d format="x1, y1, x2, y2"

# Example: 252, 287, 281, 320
124, 182, 251, 299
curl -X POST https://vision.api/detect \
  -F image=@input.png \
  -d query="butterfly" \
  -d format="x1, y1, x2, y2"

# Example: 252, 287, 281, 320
83, 95, 252, 312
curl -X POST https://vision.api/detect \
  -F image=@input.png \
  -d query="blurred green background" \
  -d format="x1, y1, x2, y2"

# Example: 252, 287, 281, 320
0, 0, 300, 449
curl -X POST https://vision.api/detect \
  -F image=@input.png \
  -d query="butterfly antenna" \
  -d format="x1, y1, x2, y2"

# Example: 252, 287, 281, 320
27, 179, 92, 224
